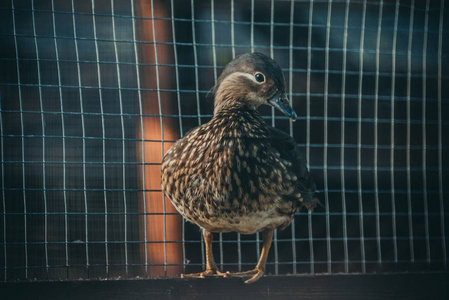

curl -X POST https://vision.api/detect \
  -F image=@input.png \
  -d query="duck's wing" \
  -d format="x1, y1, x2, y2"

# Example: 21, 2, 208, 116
268, 126, 317, 207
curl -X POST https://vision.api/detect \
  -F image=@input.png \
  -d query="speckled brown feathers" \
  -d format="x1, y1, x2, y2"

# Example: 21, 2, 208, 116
162, 101, 302, 234
161, 52, 317, 283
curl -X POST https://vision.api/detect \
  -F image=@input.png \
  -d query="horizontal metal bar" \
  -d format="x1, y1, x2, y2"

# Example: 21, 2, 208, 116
2, 4, 443, 34
1, 211, 446, 217
1, 133, 178, 144
2, 57, 446, 81
1, 187, 163, 192
0, 164, 447, 175
1, 161, 162, 166
1, 85, 447, 111
1, 186, 448, 194
1, 235, 446, 248
2, 32, 446, 59
0, 212, 180, 216
312, 166, 448, 172
0, 135, 446, 152
0, 133, 446, 152
1, 259, 447, 272
1, 82, 447, 106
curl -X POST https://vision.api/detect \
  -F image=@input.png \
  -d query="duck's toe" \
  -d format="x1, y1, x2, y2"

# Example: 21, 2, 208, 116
181, 268, 228, 279
223, 268, 265, 284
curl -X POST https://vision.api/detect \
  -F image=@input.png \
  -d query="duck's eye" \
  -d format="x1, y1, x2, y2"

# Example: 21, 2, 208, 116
254, 73, 265, 83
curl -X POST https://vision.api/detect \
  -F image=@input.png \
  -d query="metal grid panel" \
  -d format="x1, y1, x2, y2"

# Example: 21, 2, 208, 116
0, 0, 448, 281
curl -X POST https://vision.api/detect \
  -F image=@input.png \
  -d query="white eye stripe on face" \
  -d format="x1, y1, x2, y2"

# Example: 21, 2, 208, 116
229, 72, 265, 84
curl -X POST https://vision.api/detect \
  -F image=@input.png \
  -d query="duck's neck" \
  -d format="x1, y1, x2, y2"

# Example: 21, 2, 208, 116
213, 100, 270, 140
214, 94, 253, 115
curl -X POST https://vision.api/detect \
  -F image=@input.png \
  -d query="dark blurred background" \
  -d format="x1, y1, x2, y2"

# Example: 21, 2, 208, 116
0, 0, 448, 281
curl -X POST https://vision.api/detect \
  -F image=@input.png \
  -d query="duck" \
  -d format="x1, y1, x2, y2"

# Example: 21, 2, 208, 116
161, 52, 317, 284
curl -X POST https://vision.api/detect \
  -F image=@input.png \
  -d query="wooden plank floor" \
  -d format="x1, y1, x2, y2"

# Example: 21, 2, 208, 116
1, 272, 447, 300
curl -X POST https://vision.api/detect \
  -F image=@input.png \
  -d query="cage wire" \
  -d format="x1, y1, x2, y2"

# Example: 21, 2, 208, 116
0, 0, 448, 281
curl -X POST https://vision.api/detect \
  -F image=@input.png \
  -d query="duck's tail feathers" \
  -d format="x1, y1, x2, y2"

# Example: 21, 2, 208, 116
300, 196, 323, 211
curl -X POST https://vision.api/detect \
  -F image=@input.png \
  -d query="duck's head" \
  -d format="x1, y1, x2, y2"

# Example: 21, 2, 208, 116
213, 52, 297, 121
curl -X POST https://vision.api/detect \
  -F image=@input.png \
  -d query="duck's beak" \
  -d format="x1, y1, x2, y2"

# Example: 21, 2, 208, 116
268, 92, 297, 122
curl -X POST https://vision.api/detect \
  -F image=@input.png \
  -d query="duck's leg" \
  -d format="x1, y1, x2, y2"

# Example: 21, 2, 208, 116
181, 229, 227, 278
227, 228, 274, 284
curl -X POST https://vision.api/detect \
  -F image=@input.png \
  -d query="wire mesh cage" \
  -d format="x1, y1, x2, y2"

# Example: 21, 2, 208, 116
0, 0, 448, 282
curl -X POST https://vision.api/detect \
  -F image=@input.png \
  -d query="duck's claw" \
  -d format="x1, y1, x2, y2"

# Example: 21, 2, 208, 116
181, 269, 228, 279
223, 268, 265, 284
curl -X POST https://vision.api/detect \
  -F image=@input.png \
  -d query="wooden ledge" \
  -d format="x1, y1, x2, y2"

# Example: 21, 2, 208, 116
1, 272, 447, 300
